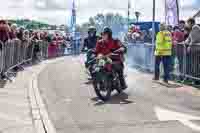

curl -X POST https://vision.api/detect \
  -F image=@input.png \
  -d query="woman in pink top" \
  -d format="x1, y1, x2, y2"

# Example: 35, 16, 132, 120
172, 26, 185, 79
48, 37, 58, 58
172, 26, 185, 45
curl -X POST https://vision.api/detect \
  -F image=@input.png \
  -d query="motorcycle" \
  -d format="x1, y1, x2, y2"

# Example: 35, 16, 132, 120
84, 49, 96, 78
92, 52, 124, 101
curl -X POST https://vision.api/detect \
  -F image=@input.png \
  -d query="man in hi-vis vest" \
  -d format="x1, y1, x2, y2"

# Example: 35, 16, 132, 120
154, 23, 172, 83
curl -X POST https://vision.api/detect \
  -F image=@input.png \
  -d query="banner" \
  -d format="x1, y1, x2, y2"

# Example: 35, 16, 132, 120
165, 0, 179, 26
70, 0, 76, 34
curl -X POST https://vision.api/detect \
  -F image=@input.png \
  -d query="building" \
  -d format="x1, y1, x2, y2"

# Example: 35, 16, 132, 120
193, 10, 200, 23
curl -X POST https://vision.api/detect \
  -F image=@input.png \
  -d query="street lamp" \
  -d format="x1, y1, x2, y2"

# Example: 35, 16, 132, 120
152, 0, 156, 45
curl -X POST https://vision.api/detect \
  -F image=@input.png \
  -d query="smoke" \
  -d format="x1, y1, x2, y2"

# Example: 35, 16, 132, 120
125, 43, 154, 72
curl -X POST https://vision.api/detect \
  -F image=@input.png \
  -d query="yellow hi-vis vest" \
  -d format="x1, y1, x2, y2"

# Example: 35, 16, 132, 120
155, 30, 172, 56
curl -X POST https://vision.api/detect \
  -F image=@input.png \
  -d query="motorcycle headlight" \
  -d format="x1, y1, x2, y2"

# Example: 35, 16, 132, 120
98, 59, 106, 67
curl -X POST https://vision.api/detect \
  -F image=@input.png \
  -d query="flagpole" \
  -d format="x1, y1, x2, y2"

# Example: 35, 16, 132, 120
128, 0, 130, 29
71, 0, 78, 54
176, 0, 180, 23
152, 0, 156, 45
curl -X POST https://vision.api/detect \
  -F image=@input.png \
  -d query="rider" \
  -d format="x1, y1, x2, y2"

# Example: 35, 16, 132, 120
82, 26, 99, 52
95, 27, 127, 90
82, 26, 99, 78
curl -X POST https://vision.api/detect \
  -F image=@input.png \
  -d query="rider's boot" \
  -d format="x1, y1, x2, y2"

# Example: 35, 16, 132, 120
119, 76, 128, 90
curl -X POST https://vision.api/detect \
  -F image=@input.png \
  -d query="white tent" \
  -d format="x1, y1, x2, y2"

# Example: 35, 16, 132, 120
193, 10, 200, 23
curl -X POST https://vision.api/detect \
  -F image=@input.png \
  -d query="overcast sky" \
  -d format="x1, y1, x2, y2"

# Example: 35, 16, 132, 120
0, 0, 199, 25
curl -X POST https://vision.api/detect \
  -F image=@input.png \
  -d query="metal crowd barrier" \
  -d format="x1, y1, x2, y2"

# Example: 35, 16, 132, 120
0, 38, 76, 80
57, 41, 67, 57
126, 43, 155, 72
0, 39, 35, 79
0, 41, 3, 75
172, 43, 200, 81
34, 40, 48, 60
126, 42, 200, 82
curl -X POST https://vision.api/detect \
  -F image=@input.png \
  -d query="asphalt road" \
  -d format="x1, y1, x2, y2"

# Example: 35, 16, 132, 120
38, 56, 200, 133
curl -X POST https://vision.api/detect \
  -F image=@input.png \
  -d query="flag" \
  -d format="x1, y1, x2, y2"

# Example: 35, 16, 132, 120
70, 0, 76, 34
165, 0, 179, 26
128, 0, 131, 25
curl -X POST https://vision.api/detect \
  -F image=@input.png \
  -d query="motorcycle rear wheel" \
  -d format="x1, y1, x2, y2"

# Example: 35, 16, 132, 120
112, 73, 122, 94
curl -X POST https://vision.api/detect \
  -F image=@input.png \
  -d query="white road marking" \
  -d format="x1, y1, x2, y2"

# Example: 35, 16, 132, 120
87, 85, 92, 97
155, 106, 200, 131
64, 98, 72, 103
180, 119, 200, 131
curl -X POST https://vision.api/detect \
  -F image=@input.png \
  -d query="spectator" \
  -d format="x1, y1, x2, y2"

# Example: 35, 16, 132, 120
184, 26, 191, 41
172, 26, 185, 44
23, 30, 30, 41
36, 32, 41, 40
32, 32, 42, 62
9, 24, 17, 39
186, 18, 200, 46
48, 37, 57, 58
167, 25, 173, 33
43, 31, 51, 43
17, 27, 25, 41
179, 20, 185, 32
172, 26, 185, 80
0, 20, 10, 43
153, 23, 172, 83
185, 18, 200, 84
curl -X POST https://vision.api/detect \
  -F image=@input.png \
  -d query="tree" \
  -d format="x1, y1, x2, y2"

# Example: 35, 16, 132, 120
80, 13, 127, 37
89, 17, 95, 26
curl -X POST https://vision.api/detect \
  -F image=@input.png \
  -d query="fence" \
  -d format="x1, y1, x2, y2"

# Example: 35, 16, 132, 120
0, 39, 77, 80
126, 42, 200, 82
0, 39, 35, 79
173, 43, 200, 81
126, 43, 155, 72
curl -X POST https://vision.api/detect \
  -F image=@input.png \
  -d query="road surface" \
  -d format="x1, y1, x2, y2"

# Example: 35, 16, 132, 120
38, 56, 200, 133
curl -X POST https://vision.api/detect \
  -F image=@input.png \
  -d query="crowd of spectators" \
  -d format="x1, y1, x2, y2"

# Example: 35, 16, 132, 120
170, 18, 200, 84
124, 25, 152, 43
0, 19, 72, 57
0, 19, 72, 79
124, 18, 200, 84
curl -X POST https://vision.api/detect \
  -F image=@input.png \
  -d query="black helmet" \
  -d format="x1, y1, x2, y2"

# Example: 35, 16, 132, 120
88, 26, 96, 34
103, 27, 112, 38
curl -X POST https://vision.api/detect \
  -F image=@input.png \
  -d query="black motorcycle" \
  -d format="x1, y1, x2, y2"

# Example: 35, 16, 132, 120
92, 53, 124, 101
85, 49, 96, 78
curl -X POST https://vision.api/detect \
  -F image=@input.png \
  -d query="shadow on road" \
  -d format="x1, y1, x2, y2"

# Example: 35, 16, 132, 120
84, 80, 93, 85
91, 92, 134, 106
156, 81, 183, 88
0, 80, 7, 88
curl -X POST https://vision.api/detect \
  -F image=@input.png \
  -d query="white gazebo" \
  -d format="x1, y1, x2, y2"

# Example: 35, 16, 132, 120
193, 10, 200, 23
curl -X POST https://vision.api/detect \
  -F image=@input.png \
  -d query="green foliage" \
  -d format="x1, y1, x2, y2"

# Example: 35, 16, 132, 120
8, 19, 50, 30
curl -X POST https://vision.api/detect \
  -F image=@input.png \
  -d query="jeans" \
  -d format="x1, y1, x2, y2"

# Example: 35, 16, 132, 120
154, 56, 171, 81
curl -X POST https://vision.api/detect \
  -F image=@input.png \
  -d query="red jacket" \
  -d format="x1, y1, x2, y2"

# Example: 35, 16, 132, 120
172, 31, 185, 45
95, 39, 123, 62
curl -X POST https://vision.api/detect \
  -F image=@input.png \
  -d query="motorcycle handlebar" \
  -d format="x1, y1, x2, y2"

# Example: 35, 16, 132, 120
87, 48, 122, 64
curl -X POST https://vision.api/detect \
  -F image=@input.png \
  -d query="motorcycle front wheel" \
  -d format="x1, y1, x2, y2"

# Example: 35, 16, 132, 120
93, 74, 112, 101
